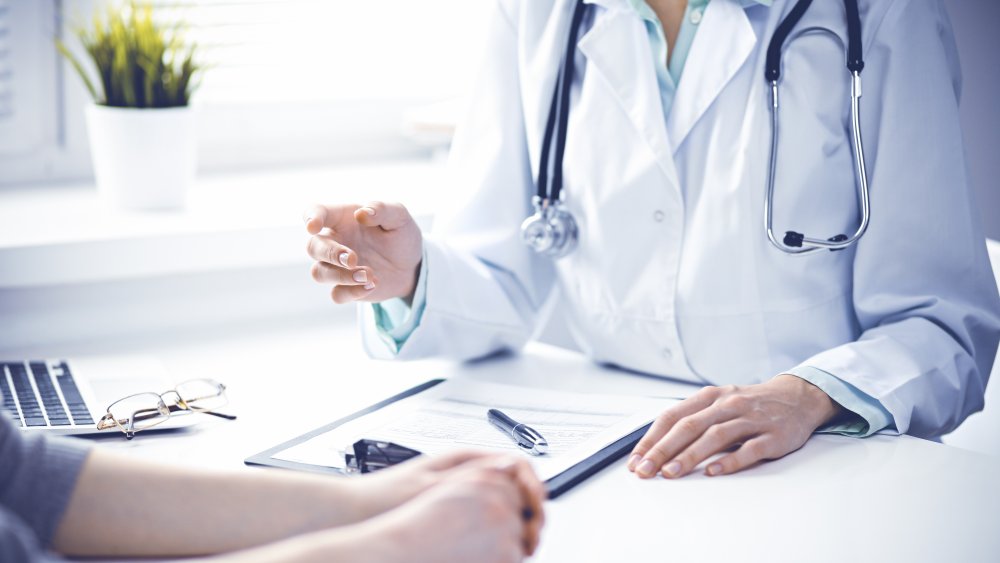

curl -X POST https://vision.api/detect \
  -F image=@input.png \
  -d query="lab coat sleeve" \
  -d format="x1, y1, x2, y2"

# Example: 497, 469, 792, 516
366, 253, 429, 354
361, 0, 557, 361
788, 0, 1000, 437
785, 366, 893, 437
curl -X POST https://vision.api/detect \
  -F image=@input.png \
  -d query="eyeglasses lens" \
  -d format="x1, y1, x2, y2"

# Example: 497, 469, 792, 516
107, 392, 169, 432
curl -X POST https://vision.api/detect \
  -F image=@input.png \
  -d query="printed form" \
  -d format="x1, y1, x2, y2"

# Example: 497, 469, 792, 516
272, 378, 680, 481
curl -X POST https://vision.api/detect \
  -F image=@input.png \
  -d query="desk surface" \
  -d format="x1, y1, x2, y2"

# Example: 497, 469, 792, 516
17, 318, 1000, 563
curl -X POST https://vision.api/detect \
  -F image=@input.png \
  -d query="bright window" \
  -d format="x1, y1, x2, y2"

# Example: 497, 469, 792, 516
0, 0, 493, 185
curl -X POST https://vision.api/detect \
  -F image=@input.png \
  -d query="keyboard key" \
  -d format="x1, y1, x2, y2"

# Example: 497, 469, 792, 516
29, 362, 70, 422
0, 365, 16, 413
24, 417, 47, 427
9, 364, 41, 417
54, 363, 92, 425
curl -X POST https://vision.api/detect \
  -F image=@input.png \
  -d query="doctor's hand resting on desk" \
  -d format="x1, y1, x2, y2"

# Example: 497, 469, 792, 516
306, 0, 1000, 482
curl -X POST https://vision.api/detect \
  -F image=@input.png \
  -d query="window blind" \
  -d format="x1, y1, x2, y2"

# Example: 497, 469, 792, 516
0, 0, 13, 120
0, 0, 50, 158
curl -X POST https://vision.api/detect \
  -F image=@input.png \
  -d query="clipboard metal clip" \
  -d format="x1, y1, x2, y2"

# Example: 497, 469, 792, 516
344, 439, 422, 474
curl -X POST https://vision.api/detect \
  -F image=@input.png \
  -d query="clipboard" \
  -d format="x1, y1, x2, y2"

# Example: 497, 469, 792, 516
245, 379, 653, 500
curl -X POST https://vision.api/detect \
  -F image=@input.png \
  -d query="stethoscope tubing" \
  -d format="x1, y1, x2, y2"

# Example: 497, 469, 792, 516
536, 0, 589, 205
763, 0, 871, 254
764, 70, 870, 254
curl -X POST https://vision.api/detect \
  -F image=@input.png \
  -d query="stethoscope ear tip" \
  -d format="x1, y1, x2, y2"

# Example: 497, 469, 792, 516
827, 234, 849, 252
781, 231, 852, 252
783, 231, 805, 248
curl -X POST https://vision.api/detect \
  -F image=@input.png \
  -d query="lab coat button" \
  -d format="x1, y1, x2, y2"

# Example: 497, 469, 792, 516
653, 210, 665, 222
662, 347, 672, 359
690, 9, 703, 25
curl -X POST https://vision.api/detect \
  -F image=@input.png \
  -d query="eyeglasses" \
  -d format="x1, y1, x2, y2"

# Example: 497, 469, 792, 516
96, 378, 236, 439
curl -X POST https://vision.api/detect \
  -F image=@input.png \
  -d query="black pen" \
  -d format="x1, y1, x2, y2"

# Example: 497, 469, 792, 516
487, 408, 548, 455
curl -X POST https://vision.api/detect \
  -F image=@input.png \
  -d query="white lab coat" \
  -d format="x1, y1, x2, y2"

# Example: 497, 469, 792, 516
361, 0, 1000, 438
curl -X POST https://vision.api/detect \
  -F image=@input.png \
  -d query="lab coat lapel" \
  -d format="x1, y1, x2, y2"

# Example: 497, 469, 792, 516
667, 0, 756, 153
577, 4, 675, 178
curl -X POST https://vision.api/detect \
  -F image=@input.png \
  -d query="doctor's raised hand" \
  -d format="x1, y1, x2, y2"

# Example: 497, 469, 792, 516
304, 202, 422, 304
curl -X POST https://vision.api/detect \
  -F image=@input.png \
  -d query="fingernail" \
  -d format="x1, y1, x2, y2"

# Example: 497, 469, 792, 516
663, 461, 681, 477
339, 252, 350, 267
707, 463, 722, 476
353, 270, 368, 283
361, 207, 375, 216
627, 454, 641, 471
364, 282, 375, 290
636, 459, 655, 477
304, 216, 313, 226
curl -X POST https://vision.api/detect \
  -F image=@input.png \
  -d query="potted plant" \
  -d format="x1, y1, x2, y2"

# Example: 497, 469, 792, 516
57, 1, 201, 210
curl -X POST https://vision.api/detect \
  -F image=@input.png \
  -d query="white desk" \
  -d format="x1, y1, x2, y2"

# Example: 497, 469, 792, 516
16, 317, 1000, 563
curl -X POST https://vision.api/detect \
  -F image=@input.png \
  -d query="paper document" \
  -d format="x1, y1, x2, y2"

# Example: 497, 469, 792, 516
272, 378, 677, 481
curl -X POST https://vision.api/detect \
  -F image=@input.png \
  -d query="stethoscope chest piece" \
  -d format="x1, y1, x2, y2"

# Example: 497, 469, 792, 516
521, 197, 578, 258
522, 0, 589, 260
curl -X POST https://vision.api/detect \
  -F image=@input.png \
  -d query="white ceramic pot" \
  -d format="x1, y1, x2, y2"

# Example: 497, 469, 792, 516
85, 104, 197, 210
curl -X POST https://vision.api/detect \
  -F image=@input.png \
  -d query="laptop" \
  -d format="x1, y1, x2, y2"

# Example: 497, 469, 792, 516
1, 357, 184, 436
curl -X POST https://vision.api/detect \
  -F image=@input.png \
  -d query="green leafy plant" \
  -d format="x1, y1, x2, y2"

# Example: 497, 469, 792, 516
56, 1, 201, 108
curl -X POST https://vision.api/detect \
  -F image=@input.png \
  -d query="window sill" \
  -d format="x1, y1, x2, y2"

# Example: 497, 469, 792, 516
0, 158, 446, 288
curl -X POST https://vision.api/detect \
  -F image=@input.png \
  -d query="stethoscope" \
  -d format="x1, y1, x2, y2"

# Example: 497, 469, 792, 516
521, 0, 871, 258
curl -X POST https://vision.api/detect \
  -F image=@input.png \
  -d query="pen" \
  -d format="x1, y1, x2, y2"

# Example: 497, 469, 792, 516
487, 408, 548, 455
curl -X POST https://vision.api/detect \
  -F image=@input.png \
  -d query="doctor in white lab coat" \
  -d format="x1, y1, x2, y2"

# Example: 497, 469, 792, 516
305, 0, 1000, 480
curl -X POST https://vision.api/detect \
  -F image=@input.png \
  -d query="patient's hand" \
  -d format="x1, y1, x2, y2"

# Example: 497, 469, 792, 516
304, 201, 422, 304
355, 451, 546, 555
360, 456, 546, 563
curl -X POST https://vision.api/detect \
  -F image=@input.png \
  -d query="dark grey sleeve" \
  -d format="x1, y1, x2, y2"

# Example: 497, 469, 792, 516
0, 506, 66, 563
0, 413, 91, 559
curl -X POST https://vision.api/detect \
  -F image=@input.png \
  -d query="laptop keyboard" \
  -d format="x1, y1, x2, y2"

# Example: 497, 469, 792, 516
1, 361, 94, 428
